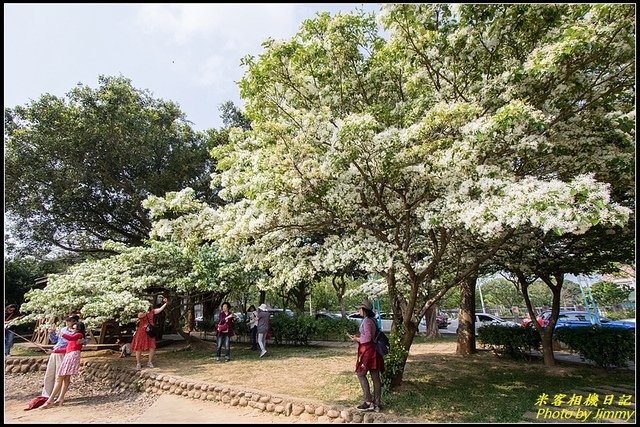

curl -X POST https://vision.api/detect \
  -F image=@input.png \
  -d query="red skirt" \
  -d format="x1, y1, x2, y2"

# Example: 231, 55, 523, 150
131, 321, 156, 352
355, 342, 384, 373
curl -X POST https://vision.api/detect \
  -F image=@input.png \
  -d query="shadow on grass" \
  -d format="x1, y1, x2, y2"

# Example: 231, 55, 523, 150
383, 350, 635, 422
97, 339, 635, 423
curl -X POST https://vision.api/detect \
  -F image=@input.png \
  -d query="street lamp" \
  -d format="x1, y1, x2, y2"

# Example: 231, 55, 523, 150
477, 282, 486, 313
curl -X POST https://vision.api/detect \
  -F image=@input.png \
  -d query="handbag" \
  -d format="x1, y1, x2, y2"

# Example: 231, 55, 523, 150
145, 314, 158, 338
216, 322, 229, 334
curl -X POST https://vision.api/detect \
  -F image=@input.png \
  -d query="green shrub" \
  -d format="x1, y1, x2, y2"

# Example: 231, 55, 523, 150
381, 324, 409, 393
270, 313, 319, 345
234, 318, 249, 336
269, 314, 360, 344
477, 324, 541, 359
604, 309, 635, 321
195, 319, 216, 332
312, 317, 359, 341
554, 326, 635, 368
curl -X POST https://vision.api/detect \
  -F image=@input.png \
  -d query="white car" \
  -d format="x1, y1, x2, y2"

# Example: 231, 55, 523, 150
347, 312, 428, 333
453, 313, 519, 335
473, 313, 519, 335
347, 313, 393, 332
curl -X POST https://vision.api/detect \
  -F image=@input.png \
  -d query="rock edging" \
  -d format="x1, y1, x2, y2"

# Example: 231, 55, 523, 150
6, 357, 406, 423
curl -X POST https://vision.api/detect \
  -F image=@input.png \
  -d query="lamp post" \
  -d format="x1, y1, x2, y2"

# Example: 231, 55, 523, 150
477, 282, 486, 313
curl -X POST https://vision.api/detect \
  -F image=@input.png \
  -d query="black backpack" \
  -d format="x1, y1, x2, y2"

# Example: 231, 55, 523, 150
373, 321, 390, 356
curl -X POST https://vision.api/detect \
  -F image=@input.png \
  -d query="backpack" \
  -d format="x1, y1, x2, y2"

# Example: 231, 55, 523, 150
373, 321, 390, 357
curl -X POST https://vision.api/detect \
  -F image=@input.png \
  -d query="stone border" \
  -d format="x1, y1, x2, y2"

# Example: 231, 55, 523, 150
4, 356, 48, 373
5, 357, 408, 423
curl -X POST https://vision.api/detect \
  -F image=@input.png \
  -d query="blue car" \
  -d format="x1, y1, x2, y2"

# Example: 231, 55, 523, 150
539, 310, 635, 332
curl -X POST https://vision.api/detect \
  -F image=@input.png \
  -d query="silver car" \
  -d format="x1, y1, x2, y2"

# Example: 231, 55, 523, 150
454, 312, 519, 335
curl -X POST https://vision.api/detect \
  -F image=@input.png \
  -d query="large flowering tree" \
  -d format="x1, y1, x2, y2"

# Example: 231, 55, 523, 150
18, 239, 237, 330
198, 4, 633, 385
88, 5, 633, 384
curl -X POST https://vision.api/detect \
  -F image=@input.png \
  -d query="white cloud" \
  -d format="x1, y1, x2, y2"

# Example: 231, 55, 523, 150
134, 4, 303, 95
135, 4, 299, 48
196, 54, 229, 88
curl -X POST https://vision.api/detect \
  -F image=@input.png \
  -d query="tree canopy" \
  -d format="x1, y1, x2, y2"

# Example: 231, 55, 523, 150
13, 5, 634, 387
5, 75, 216, 255
143, 5, 633, 384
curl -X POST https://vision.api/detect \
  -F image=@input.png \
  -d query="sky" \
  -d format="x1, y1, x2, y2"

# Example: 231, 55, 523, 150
4, 3, 382, 131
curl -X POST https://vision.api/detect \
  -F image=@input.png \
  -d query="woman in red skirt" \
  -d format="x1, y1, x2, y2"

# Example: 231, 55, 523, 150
41, 321, 86, 408
132, 297, 168, 370
348, 298, 384, 412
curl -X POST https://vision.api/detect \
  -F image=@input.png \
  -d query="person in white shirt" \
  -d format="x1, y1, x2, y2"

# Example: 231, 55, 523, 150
256, 304, 270, 358
247, 305, 259, 351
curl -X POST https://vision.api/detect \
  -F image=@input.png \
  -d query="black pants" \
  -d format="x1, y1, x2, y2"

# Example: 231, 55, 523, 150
250, 326, 258, 350
356, 369, 381, 406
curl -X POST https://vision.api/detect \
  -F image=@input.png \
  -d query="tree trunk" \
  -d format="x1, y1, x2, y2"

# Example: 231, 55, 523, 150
332, 275, 347, 317
289, 281, 309, 312
423, 305, 440, 339
259, 290, 266, 305
456, 275, 477, 355
203, 292, 225, 322
541, 328, 556, 366
390, 321, 417, 388
186, 301, 194, 333
538, 275, 563, 367
167, 299, 183, 336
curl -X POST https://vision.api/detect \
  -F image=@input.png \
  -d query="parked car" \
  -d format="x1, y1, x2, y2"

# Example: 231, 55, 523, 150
521, 315, 543, 328
315, 312, 343, 321
414, 313, 449, 331
266, 308, 294, 318
347, 312, 430, 333
348, 312, 401, 332
476, 313, 519, 329
436, 313, 449, 329
536, 310, 635, 331
456, 313, 519, 336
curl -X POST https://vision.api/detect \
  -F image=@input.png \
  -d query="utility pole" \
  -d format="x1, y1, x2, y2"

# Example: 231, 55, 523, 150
477, 282, 486, 313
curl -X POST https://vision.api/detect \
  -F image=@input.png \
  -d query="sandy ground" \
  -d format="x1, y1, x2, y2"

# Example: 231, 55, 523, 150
3, 371, 311, 424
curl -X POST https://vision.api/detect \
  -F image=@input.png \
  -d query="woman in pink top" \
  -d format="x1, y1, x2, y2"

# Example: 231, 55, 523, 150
41, 321, 86, 408
347, 299, 384, 412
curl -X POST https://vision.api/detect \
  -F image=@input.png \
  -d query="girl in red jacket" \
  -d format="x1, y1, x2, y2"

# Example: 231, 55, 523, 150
41, 321, 86, 408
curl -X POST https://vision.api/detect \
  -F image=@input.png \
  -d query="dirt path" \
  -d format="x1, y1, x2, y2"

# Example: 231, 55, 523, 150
3, 372, 312, 424
5, 338, 463, 424
136, 394, 311, 424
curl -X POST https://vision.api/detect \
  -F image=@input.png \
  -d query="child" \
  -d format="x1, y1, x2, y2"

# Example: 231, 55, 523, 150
117, 339, 132, 358
41, 321, 86, 408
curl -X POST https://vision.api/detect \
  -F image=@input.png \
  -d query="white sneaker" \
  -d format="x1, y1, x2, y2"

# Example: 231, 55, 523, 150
135, 363, 141, 370
260, 350, 267, 358
147, 362, 154, 368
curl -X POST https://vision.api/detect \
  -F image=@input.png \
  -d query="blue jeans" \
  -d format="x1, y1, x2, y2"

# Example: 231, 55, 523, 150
216, 334, 230, 360
5, 328, 15, 356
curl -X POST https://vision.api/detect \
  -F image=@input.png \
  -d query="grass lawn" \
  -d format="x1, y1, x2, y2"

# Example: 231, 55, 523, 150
12, 335, 635, 422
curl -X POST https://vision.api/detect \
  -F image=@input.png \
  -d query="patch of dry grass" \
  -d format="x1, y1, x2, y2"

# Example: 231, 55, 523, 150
50, 336, 635, 422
